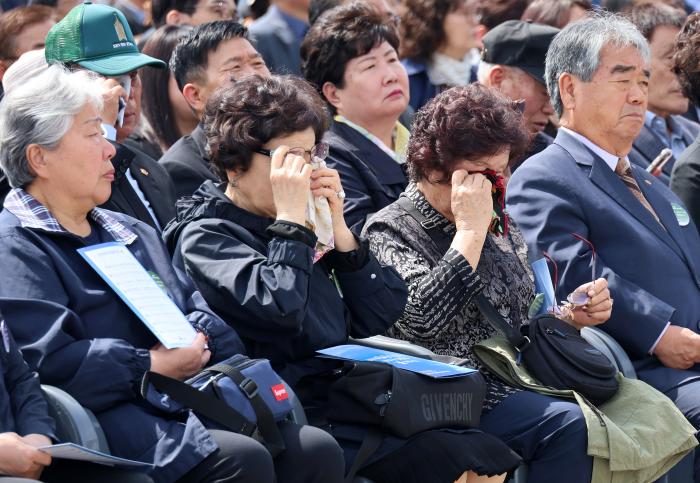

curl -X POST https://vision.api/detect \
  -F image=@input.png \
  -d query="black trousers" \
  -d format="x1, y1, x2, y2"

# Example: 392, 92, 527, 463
0, 461, 155, 483
179, 423, 345, 483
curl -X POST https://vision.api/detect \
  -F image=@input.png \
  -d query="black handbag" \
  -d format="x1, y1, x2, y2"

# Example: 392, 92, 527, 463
326, 360, 485, 438
396, 195, 620, 405
475, 296, 619, 405
326, 358, 486, 482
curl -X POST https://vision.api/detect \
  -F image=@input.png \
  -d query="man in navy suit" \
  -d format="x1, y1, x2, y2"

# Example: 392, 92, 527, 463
248, 0, 309, 75
627, 3, 699, 185
507, 14, 700, 480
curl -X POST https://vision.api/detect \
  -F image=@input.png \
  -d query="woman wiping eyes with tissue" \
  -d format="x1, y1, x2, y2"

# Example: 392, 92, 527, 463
162, 73, 407, 395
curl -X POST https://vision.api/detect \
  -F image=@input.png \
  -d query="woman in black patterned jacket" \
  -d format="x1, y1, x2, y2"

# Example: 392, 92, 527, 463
364, 84, 613, 483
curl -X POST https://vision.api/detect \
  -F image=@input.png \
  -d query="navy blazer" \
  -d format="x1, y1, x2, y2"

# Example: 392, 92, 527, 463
628, 115, 700, 185
507, 129, 700, 393
248, 7, 302, 76
0, 208, 245, 483
324, 121, 408, 235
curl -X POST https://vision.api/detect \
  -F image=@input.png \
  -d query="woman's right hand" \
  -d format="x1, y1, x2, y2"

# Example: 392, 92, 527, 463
270, 146, 313, 226
149, 332, 210, 381
451, 170, 493, 235
449, 170, 494, 269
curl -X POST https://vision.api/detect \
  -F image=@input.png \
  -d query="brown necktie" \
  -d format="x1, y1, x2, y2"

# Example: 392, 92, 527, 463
615, 157, 660, 223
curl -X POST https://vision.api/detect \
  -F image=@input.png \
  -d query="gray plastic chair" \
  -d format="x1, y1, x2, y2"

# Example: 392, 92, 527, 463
41, 385, 110, 452
580, 327, 694, 483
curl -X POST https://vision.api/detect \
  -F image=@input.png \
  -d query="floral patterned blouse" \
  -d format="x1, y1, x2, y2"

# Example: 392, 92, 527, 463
363, 183, 536, 410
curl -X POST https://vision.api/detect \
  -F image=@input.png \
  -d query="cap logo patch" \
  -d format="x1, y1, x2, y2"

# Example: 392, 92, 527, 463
114, 15, 127, 41
112, 14, 133, 48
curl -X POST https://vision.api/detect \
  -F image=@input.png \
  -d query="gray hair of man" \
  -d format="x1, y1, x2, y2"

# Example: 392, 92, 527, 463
545, 12, 650, 117
0, 65, 104, 189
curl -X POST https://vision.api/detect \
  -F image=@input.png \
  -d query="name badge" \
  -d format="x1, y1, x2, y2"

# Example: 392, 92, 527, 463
671, 203, 690, 226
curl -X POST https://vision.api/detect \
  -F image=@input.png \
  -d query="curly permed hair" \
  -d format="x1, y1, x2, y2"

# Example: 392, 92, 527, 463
301, 1, 399, 110
204, 75, 329, 182
407, 83, 529, 182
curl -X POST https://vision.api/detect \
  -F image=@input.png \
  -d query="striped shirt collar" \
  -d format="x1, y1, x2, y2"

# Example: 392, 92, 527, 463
3, 188, 137, 245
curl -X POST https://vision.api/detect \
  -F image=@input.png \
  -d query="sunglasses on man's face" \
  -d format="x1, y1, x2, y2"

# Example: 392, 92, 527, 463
253, 142, 329, 163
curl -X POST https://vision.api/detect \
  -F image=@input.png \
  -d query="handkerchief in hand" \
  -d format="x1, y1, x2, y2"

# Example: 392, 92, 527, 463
306, 159, 334, 262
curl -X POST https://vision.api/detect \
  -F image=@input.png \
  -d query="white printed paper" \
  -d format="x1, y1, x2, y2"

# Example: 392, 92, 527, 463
77, 242, 197, 348
40, 443, 152, 468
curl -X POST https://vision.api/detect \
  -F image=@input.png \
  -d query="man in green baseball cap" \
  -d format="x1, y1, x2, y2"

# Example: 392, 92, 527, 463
44, 1, 178, 231
45, 1, 165, 76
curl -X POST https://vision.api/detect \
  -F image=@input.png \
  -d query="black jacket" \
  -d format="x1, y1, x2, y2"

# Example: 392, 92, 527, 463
0, 309, 55, 439
159, 125, 218, 200
102, 143, 177, 229
671, 134, 700, 233
324, 121, 408, 236
162, 181, 408, 386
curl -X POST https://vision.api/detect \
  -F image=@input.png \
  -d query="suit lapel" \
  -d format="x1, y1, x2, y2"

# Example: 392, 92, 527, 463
556, 130, 684, 259
332, 123, 407, 186
128, 151, 166, 226
637, 168, 699, 274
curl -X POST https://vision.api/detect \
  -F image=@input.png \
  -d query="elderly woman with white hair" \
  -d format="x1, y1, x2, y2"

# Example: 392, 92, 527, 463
0, 65, 343, 483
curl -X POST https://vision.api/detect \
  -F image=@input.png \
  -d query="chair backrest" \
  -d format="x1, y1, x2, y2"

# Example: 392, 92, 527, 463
41, 385, 110, 452
580, 327, 637, 379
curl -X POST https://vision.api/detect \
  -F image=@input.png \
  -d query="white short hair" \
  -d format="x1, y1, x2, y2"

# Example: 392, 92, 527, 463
2, 49, 48, 95
545, 12, 650, 117
0, 65, 105, 188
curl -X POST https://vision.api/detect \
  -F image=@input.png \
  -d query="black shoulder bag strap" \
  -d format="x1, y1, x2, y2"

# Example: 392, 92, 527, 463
141, 367, 286, 457
395, 196, 530, 352
207, 363, 286, 457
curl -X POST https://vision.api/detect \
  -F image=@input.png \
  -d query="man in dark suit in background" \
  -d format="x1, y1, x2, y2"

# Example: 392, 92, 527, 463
44, 2, 177, 230
162, 20, 271, 199
507, 15, 700, 480
248, 0, 309, 75
627, 3, 698, 185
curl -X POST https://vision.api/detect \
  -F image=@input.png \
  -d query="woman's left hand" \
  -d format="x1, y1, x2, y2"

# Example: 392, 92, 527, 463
310, 166, 357, 252
310, 167, 344, 217
569, 278, 612, 330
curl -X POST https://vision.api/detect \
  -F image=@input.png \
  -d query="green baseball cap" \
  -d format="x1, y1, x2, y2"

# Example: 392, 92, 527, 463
44, 1, 166, 76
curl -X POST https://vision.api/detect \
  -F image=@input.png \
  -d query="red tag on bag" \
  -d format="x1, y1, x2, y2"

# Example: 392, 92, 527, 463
271, 384, 289, 401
